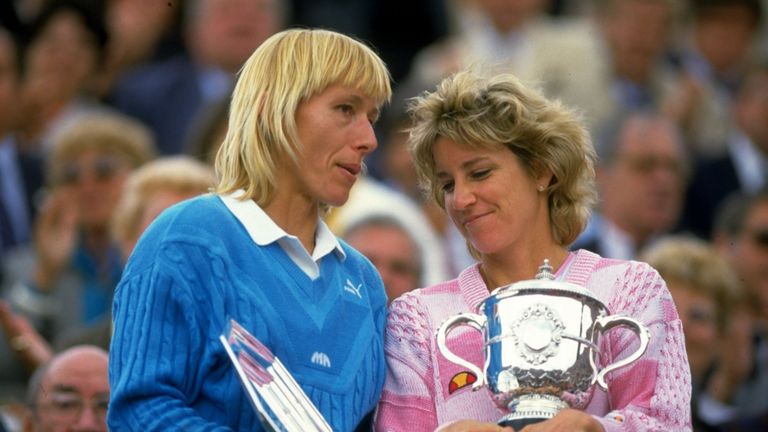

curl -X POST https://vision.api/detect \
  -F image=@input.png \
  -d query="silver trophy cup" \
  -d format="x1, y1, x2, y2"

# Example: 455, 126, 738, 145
436, 260, 650, 429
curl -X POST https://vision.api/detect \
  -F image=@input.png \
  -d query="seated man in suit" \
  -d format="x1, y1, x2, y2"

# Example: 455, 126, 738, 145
572, 109, 689, 259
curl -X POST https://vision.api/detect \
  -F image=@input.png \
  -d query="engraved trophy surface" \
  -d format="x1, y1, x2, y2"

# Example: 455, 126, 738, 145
436, 260, 650, 429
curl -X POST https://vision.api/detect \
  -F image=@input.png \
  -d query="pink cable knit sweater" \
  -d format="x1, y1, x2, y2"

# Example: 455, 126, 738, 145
374, 250, 692, 432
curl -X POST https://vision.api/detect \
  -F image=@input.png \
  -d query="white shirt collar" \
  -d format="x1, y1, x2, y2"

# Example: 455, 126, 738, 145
219, 190, 345, 279
601, 216, 637, 261
729, 131, 767, 193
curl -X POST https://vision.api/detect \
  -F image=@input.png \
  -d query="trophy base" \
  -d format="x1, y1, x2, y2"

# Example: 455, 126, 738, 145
498, 393, 568, 428
498, 416, 548, 429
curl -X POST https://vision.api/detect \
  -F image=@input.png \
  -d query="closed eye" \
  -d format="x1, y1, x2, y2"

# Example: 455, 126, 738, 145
471, 169, 491, 180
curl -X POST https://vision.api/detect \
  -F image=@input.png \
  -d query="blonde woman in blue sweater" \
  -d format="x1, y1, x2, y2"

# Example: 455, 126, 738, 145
108, 29, 392, 431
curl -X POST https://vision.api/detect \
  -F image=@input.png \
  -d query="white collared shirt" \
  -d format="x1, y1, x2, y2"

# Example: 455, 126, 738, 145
220, 190, 345, 280
601, 217, 637, 261
729, 131, 767, 194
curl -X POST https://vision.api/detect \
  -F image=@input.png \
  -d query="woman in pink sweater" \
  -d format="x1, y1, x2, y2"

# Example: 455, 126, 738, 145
373, 70, 692, 432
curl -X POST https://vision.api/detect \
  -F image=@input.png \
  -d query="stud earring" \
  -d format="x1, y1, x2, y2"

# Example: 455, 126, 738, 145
537, 185, 545, 192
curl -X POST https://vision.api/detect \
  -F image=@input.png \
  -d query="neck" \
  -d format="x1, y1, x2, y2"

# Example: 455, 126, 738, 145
480, 246, 569, 290
263, 196, 319, 254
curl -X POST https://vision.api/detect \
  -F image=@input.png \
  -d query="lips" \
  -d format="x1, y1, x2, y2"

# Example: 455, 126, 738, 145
462, 211, 491, 227
338, 162, 361, 177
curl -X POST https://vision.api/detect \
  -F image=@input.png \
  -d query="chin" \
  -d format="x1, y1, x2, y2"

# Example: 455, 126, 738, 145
324, 193, 351, 208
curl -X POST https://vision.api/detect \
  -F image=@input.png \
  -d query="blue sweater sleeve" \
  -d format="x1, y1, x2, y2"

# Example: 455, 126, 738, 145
108, 249, 237, 431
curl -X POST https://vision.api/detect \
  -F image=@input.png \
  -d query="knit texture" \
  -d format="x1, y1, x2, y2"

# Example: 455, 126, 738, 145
108, 195, 388, 431
374, 250, 692, 432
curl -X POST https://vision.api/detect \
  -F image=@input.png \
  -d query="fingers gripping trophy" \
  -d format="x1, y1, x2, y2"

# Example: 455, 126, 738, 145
436, 260, 650, 429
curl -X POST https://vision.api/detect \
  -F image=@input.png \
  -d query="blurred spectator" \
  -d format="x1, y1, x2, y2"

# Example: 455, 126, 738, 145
90, 0, 185, 99
700, 187, 768, 429
0, 157, 212, 424
16, 0, 110, 154
681, 62, 768, 240
109, 0, 285, 155
342, 215, 422, 304
23, 345, 109, 432
2, 112, 155, 346
0, 27, 31, 258
0, 24, 32, 405
185, 95, 230, 165
682, 0, 764, 96
289, 0, 448, 83
112, 156, 215, 261
572, 109, 689, 259
55, 156, 215, 352
640, 235, 743, 432
326, 176, 452, 287
11, 0, 114, 235
665, 0, 764, 159
0, 299, 51, 431
408, 0, 550, 85
404, 0, 604, 129
577, 0, 688, 131
370, 83, 472, 276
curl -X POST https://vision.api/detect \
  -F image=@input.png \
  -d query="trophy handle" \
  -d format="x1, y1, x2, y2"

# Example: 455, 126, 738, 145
436, 313, 488, 390
591, 315, 650, 390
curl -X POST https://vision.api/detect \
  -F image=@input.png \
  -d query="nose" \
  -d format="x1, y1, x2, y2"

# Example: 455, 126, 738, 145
449, 179, 475, 210
355, 117, 378, 155
71, 404, 105, 432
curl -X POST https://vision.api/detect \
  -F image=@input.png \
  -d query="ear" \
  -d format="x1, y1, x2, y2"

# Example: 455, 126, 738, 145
533, 163, 554, 189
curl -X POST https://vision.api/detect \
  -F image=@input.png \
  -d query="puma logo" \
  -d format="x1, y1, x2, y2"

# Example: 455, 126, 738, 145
344, 279, 362, 299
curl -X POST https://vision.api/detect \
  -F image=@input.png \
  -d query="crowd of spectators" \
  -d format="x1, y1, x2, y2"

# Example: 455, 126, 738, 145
0, 0, 766, 430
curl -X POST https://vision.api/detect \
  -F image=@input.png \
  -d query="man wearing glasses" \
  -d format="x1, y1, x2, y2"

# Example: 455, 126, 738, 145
24, 345, 109, 432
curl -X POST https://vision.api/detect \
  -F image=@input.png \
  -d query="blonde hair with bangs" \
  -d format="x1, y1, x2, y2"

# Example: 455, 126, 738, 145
409, 70, 597, 252
215, 28, 392, 205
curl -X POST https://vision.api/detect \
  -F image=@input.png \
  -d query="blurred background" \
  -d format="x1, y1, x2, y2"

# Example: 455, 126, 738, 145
0, 0, 767, 431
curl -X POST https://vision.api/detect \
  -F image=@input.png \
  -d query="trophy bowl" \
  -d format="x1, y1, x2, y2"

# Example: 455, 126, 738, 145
436, 260, 650, 429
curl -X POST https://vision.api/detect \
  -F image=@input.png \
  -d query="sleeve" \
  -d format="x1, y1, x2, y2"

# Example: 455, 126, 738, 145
107, 251, 232, 431
374, 293, 440, 432
595, 262, 692, 432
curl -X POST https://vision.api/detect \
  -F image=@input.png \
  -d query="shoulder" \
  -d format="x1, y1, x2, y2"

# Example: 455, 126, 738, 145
338, 240, 388, 308
125, 195, 239, 270
338, 240, 383, 284
582, 253, 673, 318
386, 278, 465, 333
142, 194, 231, 240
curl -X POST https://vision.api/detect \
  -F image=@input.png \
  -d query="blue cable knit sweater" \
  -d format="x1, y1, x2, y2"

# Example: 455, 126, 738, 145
108, 195, 387, 431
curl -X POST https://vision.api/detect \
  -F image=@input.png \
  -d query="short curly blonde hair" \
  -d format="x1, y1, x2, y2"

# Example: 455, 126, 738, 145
640, 235, 743, 332
408, 70, 597, 250
112, 156, 215, 250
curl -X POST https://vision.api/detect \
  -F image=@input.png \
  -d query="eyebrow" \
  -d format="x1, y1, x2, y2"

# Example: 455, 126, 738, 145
435, 156, 492, 178
350, 93, 381, 120
50, 384, 79, 394
48, 385, 109, 399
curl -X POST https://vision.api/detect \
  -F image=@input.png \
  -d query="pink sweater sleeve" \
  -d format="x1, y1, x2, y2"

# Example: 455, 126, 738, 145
374, 293, 439, 432
593, 261, 693, 432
